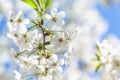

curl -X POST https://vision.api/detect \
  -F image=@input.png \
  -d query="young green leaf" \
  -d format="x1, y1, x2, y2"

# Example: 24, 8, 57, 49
91, 58, 98, 62
95, 63, 102, 72
96, 54, 101, 61
45, 0, 52, 9
96, 45, 101, 55
37, 12, 43, 18
44, 41, 51, 45
39, 0, 45, 9
36, 0, 40, 6
22, 0, 38, 10
37, 50, 41, 55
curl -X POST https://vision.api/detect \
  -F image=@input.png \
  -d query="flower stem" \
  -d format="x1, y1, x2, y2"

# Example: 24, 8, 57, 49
39, 19, 46, 54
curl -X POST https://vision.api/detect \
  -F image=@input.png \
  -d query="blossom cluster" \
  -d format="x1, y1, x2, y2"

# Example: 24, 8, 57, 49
7, 4, 80, 79
6, 0, 120, 80
94, 39, 120, 80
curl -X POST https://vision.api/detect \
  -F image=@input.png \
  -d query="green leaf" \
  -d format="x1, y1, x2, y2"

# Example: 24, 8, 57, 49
95, 63, 102, 72
96, 54, 101, 61
45, 0, 52, 9
39, 0, 43, 7
43, 27, 48, 32
38, 12, 43, 18
22, 0, 38, 10
39, 0, 45, 8
44, 41, 51, 45
96, 45, 101, 54
42, 0, 47, 5
36, 0, 40, 5
91, 58, 98, 62
37, 50, 41, 55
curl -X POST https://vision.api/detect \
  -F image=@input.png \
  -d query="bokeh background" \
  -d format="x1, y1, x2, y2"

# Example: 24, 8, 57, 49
0, 0, 120, 80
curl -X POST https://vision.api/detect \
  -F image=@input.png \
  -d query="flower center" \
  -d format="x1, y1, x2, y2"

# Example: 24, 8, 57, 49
14, 34, 18, 37
42, 68, 48, 76
23, 34, 27, 38
17, 18, 22, 23
10, 19, 13, 23
52, 63, 57, 66
58, 38, 63, 43
52, 17, 57, 22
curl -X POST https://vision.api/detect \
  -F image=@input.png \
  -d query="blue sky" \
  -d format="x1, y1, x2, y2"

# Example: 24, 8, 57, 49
0, 17, 6, 35
97, 3, 120, 38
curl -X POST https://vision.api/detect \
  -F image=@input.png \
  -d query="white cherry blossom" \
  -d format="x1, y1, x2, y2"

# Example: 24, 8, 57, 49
64, 45, 73, 64
96, 40, 116, 64
14, 70, 22, 80
8, 11, 29, 26
38, 74, 52, 80
7, 11, 38, 51
47, 54, 64, 73
45, 8, 65, 29
51, 32, 69, 53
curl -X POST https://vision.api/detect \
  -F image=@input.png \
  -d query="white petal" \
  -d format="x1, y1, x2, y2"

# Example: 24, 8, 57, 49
8, 10, 12, 19
15, 11, 22, 21
48, 68, 54, 73
55, 67, 62, 73
26, 44, 33, 51
19, 25, 27, 34
57, 59, 64, 66
46, 74, 52, 80
40, 57, 46, 65
49, 54, 58, 63
28, 30, 38, 39
10, 48, 17, 56
37, 66, 45, 73
56, 19, 64, 26
7, 33, 12, 38
38, 75, 46, 80
22, 18, 30, 24
58, 11, 66, 19
51, 8, 57, 16
14, 70, 22, 80
44, 14, 52, 21
7, 22, 17, 32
